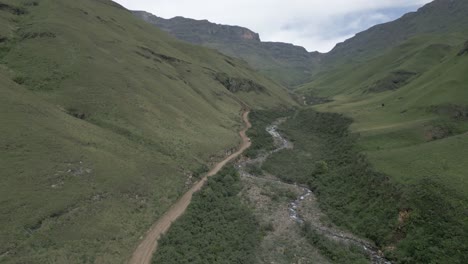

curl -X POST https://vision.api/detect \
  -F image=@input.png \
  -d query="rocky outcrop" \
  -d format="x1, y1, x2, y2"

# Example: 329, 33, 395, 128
134, 11, 260, 44
429, 104, 468, 120
0, 2, 27, 15
214, 73, 267, 94
368, 71, 417, 93
457, 40, 468, 56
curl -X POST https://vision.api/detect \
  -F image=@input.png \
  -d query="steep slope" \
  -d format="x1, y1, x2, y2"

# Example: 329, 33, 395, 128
323, 0, 468, 66
134, 11, 322, 87
297, 1, 468, 262
299, 0, 468, 175
0, 0, 294, 263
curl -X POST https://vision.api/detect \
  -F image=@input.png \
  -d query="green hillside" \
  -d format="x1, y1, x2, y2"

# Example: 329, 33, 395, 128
322, 0, 468, 67
299, 30, 468, 194
2, 0, 467, 263
0, 0, 294, 263
296, 0, 468, 261
133, 11, 322, 87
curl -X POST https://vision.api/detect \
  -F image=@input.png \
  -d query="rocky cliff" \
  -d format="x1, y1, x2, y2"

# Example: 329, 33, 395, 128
134, 11, 322, 87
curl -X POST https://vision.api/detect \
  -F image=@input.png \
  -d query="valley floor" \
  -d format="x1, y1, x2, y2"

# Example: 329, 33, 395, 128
239, 119, 389, 264
130, 110, 252, 264
144, 106, 467, 264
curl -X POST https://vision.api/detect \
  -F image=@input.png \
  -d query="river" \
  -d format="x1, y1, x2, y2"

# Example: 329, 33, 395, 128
237, 119, 392, 264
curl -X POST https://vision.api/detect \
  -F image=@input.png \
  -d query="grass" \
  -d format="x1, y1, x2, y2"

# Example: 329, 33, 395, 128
298, 31, 468, 195
294, 13, 468, 261
321, 0, 468, 68
258, 108, 467, 263
134, 11, 319, 88
369, 133, 468, 194
0, 0, 294, 262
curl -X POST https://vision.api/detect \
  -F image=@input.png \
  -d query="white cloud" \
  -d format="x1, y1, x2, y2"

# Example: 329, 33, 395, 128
113, 0, 432, 52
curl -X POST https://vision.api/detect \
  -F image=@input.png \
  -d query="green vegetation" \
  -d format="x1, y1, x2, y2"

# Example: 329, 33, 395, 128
263, 110, 399, 244
244, 109, 293, 158
297, 1, 468, 196
0, 0, 294, 262
292, 3, 468, 262
153, 167, 260, 264
301, 223, 369, 264
321, 0, 468, 67
260, 109, 467, 263
2, 0, 468, 263
133, 11, 321, 87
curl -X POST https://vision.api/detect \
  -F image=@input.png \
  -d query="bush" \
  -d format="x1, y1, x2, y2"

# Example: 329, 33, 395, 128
13, 75, 27, 85
153, 167, 260, 264
244, 109, 295, 158
302, 223, 369, 264
259, 108, 467, 263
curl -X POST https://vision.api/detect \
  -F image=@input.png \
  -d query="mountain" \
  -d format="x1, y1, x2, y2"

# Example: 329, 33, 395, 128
323, 0, 468, 66
2, 0, 468, 263
133, 11, 322, 87
0, 0, 294, 262
299, 0, 468, 191
297, 1, 468, 261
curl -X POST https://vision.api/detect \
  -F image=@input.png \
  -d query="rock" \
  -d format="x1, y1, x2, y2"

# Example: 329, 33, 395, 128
214, 72, 268, 94
457, 40, 468, 56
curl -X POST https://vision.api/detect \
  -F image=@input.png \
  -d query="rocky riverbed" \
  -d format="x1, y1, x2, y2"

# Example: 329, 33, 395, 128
237, 119, 392, 264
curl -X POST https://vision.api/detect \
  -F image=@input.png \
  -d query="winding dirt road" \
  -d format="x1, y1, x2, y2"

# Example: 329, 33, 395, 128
129, 110, 252, 264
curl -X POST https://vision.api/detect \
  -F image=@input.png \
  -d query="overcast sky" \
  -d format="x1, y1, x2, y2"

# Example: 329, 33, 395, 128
114, 0, 432, 52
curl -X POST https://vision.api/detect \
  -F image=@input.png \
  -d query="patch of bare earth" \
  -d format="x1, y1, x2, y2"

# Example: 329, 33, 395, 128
240, 174, 330, 264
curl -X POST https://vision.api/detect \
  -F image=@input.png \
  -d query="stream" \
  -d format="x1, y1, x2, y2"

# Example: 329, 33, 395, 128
237, 119, 392, 264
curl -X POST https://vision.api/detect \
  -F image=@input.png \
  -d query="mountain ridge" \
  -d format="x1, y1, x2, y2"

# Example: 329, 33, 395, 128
324, 0, 468, 65
134, 11, 322, 87
135, 12, 261, 43
135, 0, 468, 85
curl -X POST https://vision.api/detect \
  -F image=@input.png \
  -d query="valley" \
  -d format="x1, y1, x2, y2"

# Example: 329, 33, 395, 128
133, 11, 322, 88
130, 110, 252, 264
238, 119, 390, 264
1, 0, 467, 263
0, 0, 291, 262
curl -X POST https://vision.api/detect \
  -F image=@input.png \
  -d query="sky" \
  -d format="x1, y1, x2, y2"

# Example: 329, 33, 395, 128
114, 0, 432, 52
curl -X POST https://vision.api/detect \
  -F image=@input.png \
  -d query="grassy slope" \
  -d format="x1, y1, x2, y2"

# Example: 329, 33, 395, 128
323, 0, 468, 67
204, 41, 318, 87
299, 33, 468, 194
296, 2, 468, 261
261, 109, 467, 263
0, 0, 294, 263
133, 12, 320, 88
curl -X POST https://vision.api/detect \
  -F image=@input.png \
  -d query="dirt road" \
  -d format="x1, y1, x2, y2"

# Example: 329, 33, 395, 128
129, 110, 252, 264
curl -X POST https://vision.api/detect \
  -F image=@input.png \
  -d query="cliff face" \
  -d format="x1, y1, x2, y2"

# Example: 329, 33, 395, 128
135, 12, 260, 44
134, 11, 321, 87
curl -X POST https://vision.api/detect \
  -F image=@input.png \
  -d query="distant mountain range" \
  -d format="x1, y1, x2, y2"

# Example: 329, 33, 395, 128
135, 0, 468, 88
133, 11, 322, 87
